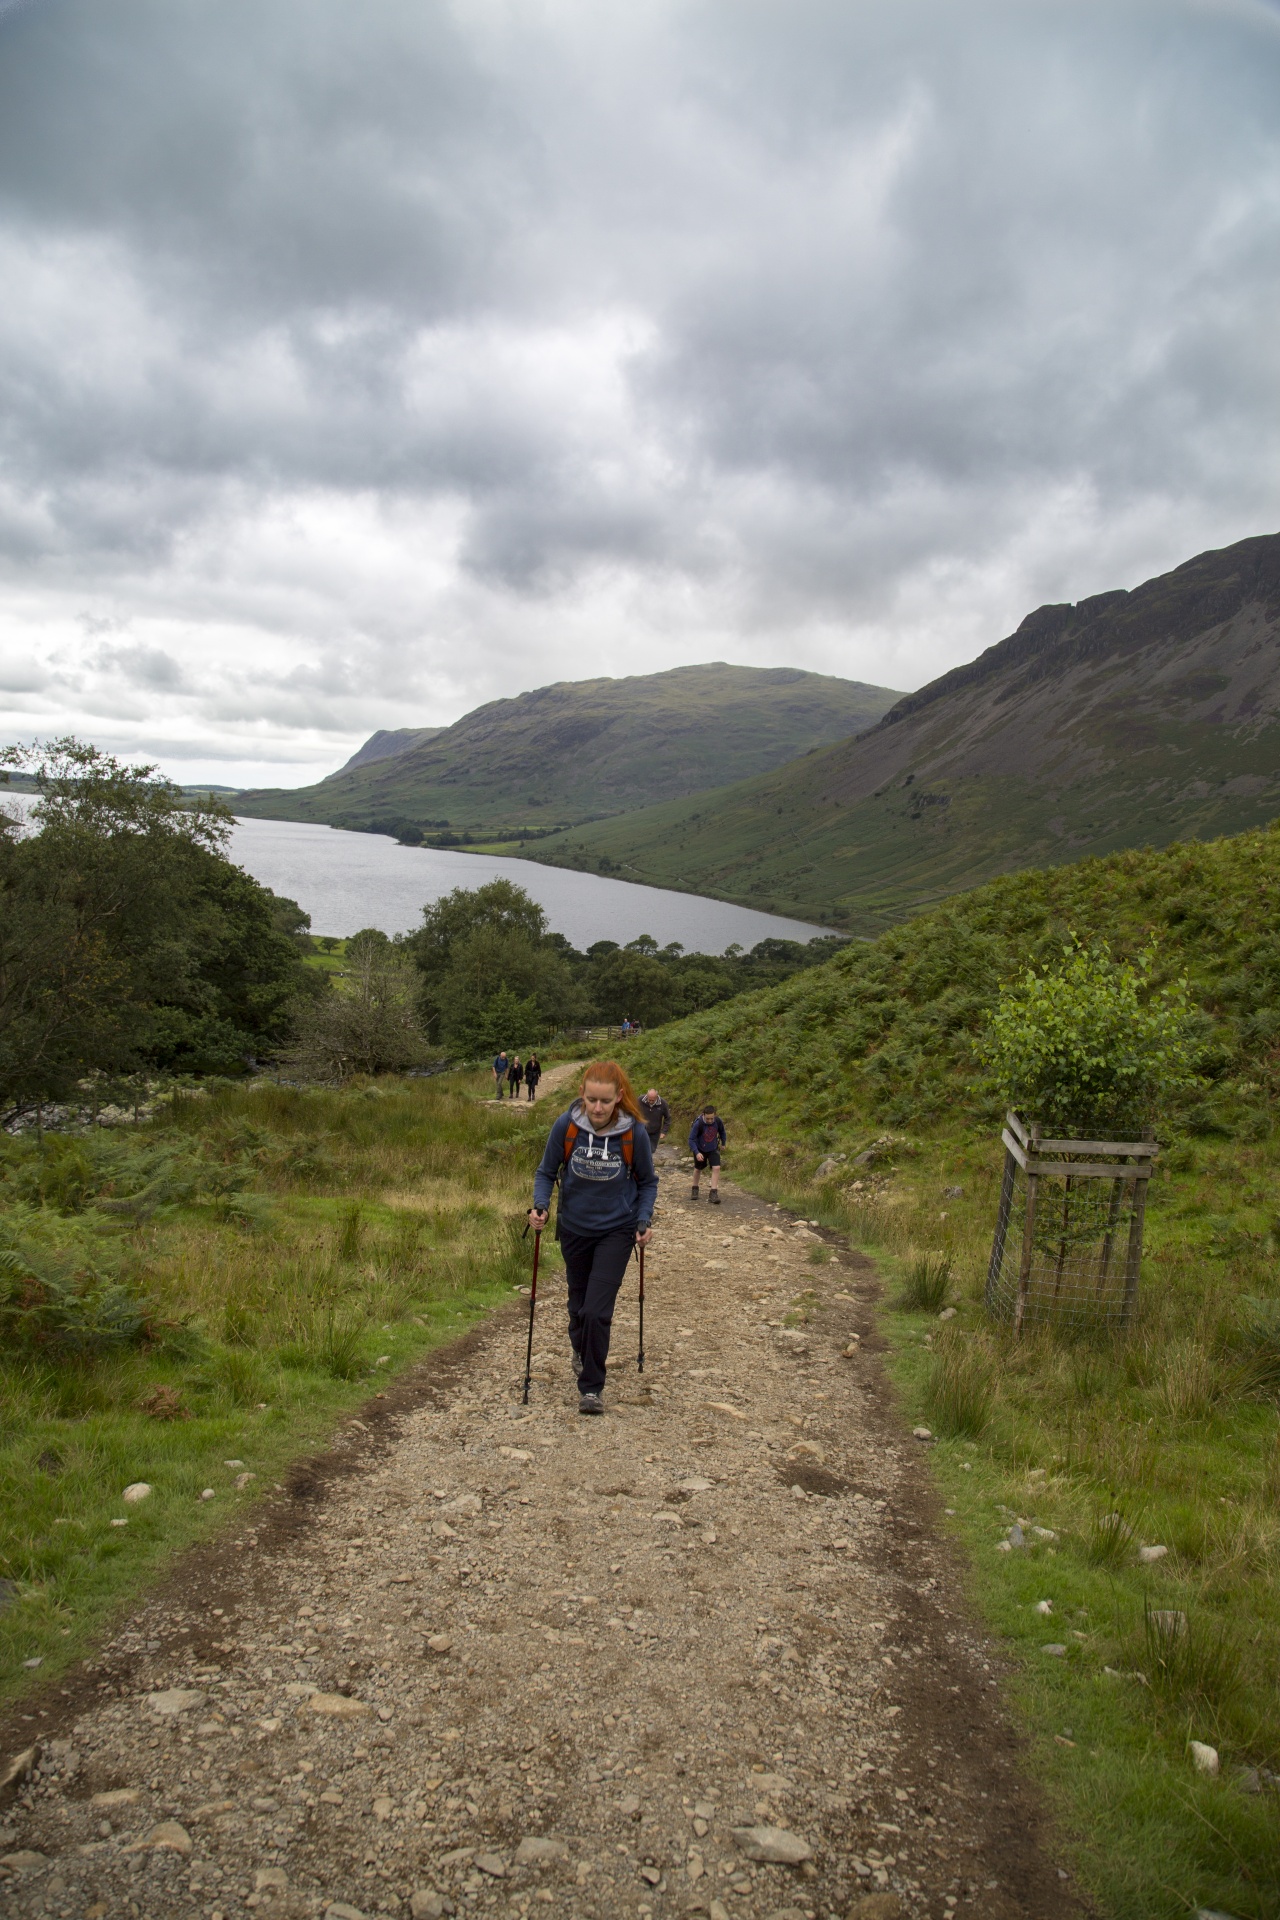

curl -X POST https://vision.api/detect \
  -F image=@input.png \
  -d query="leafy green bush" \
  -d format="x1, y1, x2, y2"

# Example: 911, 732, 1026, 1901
977, 940, 1197, 1138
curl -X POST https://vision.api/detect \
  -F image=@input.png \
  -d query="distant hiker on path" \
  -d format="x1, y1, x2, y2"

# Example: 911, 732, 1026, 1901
689, 1102, 727, 1204
493, 1050, 509, 1098
529, 1060, 657, 1416
524, 1054, 542, 1102
508, 1054, 524, 1098
639, 1087, 671, 1147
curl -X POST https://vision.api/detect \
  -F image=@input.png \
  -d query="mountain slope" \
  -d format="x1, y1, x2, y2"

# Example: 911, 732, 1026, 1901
532, 532, 1280, 928
234, 663, 900, 840
627, 816, 1280, 1141
338, 728, 443, 773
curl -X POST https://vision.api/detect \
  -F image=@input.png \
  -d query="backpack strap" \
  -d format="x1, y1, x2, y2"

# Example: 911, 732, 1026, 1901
562, 1120, 634, 1168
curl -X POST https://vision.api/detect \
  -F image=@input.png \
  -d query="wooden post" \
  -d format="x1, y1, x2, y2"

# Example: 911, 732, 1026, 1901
1095, 1176, 1124, 1299
1014, 1172, 1039, 1335
1121, 1171, 1148, 1328
1052, 1175, 1073, 1302
986, 1147, 1017, 1313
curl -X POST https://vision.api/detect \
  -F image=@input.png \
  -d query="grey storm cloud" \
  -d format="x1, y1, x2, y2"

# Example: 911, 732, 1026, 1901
1, 0, 1279, 778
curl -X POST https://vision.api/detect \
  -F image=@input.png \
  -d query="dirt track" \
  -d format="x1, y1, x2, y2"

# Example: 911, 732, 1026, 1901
0, 1166, 1081, 1920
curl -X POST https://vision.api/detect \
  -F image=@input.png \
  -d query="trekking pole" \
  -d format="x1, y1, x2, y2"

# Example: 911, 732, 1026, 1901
521, 1224, 543, 1405
636, 1241, 646, 1373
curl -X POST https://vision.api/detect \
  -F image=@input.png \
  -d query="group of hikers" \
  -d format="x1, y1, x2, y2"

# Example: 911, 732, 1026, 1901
491, 1049, 542, 1100
525, 1059, 726, 1415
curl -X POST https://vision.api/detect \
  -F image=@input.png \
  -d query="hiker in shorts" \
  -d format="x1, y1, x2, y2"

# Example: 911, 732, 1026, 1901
524, 1053, 542, 1102
528, 1060, 657, 1416
639, 1087, 671, 1148
493, 1050, 509, 1098
507, 1054, 524, 1099
688, 1103, 726, 1204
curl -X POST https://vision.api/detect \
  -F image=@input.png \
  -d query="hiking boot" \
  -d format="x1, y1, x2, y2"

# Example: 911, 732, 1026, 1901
570, 1348, 584, 1381
690, 1185, 700, 1200
709, 1190, 721, 1205
577, 1391, 605, 1416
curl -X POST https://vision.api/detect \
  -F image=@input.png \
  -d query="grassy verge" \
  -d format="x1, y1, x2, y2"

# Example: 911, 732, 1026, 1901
718, 1128, 1280, 1919
1, 1074, 554, 1710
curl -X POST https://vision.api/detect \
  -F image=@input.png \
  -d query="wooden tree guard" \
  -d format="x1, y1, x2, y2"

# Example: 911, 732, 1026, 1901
985, 1110, 1158, 1332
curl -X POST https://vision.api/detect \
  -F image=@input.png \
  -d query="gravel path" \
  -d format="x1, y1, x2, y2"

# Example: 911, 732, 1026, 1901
481, 1064, 582, 1110
0, 1168, 1079, 1920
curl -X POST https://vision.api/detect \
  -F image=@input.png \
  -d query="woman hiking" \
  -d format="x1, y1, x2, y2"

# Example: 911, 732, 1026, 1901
507, 1053, 524, 1099
524, 1053, 542, 1102
528, 1061, 657, 1416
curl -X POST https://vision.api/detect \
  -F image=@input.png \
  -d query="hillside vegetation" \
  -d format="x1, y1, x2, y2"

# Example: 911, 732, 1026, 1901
627, 822, 1280, 1919
628, 818, 1280, 1142
536, 532, 1280, 928
233, 662, 898, 844
0, 1071, 546, 1706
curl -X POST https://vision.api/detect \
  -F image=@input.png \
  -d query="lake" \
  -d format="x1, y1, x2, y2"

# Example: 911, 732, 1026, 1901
4, 792, 829, 952
229, 814, 830, 951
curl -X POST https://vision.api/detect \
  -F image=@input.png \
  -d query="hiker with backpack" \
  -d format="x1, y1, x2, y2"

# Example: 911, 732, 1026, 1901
493, 1049, 509, 1098
689, 1102, 727, 1204
528, 1060, 657, 1416
524, 1053, 542, 1102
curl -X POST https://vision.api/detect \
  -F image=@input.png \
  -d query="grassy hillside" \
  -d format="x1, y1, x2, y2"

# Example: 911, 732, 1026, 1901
624, 823, 1280, 1920
533, 532, 1280, 928
233, 663, 900, 843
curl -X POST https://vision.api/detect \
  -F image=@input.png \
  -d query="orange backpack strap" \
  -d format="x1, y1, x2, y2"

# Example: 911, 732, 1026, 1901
562, 1120, 634, 1169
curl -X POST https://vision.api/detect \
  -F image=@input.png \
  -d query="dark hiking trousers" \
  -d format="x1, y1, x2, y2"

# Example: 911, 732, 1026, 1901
559, 1228, 634, 1395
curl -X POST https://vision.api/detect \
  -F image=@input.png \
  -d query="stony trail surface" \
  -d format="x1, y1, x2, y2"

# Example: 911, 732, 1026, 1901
1, 1170, 1079, 1920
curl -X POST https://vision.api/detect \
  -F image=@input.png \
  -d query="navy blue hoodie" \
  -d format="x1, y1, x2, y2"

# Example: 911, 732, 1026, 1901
533, 1103, 658, 1237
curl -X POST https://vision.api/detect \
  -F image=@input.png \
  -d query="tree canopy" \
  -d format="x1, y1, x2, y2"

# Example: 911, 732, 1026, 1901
0, 739, 318, 1117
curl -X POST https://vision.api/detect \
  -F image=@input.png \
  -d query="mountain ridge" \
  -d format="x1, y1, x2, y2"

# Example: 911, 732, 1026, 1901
233, 662, 901, 842
526, 532, 1280, 927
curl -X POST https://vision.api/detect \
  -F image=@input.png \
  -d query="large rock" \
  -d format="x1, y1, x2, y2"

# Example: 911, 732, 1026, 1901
305, 1693, 370, 1719
90, 1788, 141, 1810
146, 1821, 193, 1855
514, 1837, 569, 1867
731, 1824, 813, 1865
847, 1898, 903, 1920
0, 1747, 38, 1804
145, 1689, 206, 1717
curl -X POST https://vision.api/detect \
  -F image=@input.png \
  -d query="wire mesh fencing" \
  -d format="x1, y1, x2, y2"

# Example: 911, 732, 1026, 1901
985, 1110, 1157, 1333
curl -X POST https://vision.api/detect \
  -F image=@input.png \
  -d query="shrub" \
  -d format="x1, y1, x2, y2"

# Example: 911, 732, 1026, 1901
978, 939, 1197, 1138
0, 1214, 147, 1353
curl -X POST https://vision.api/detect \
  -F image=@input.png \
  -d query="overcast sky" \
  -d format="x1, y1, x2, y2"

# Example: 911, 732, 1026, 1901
2, 0, 1279, 787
